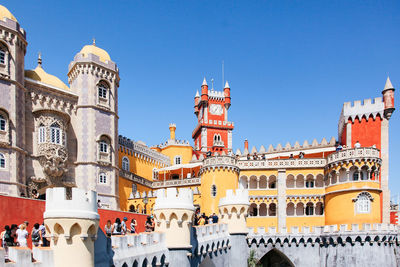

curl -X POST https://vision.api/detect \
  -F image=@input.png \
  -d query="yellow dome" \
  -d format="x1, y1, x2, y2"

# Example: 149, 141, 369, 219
0, 5, 17, 22
25, 65, 69, 91
79, 44, 111, 63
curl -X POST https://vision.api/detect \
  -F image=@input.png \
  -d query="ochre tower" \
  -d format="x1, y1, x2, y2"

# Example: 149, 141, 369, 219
335, 78, 395, 224
199, 155, 239, 215
192, 79, 234, 155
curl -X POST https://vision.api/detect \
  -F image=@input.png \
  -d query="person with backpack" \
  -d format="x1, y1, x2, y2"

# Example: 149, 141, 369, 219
31, 223, 41, 247
111, 218, 122, 235
1, 225, 13, 262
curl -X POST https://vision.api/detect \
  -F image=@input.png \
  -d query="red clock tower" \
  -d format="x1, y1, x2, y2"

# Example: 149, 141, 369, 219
192, 78, 234, 155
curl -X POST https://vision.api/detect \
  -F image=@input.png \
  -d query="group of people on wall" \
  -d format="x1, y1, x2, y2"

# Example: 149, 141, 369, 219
1, 220, 48, 262
104, 215, 156, 237
194, 209, 219, 226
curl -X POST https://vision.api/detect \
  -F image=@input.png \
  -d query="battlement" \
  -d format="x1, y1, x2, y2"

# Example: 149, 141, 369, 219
194, 224, 230, 255
154, 188, 194, 210
169, 123, 176, 128
111, 232, 169, 267
208, 90, 225, 100
0, 247, 54, 267
248, 223, 400, 236
342, 97, 384, 121
44, 187, 99, 220
219, 189, 249, 207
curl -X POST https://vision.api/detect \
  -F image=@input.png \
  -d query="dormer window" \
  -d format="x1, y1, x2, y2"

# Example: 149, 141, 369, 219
50, 123, 61, 145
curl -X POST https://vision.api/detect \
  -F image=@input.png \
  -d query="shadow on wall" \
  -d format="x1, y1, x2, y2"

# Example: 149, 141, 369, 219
95, 228, 114, 267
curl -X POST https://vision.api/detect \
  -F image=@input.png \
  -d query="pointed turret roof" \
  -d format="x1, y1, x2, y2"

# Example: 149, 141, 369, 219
202, 77, 207, 86
224, 81, 230, 88
384, 77, 394, 91
195, 90, 200, 98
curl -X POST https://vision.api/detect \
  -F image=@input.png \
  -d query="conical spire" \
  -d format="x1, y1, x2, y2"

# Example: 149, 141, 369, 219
195, 90, 200, 98
202, 77, 207, 86
384, 77, 394, 90
224, 81, 230, 88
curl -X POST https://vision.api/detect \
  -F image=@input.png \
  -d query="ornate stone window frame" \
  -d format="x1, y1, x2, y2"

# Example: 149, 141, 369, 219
0, 41, 10, 78
353, 191, 373, 214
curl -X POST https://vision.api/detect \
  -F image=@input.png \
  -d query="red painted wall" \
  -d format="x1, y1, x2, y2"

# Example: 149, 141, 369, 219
351, 115, 382, 150
0, 195, 147, 248
390, 211, 399, 225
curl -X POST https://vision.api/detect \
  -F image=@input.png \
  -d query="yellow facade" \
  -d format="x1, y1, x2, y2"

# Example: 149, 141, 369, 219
158, 145, 193, 165
200, 168, 239, 215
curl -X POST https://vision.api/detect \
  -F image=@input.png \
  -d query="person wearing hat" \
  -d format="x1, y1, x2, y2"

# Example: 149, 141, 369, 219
121, 217, 128, 235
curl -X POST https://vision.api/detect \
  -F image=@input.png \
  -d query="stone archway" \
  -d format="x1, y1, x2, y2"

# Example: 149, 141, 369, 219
258, 249, 294, 267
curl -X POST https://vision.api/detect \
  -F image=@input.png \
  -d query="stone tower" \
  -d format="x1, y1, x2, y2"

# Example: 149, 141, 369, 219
44, 187, 99, 267
0, 6, 28, 196
219, 189, 250, 267
67, 42, 120, 209
153, 188, 195, 265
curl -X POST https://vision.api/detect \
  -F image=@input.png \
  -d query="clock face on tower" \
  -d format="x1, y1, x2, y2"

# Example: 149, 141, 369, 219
209, 104, 223, 115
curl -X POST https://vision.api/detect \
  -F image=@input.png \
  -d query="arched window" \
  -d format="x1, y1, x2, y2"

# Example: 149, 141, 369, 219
305, 180, 314, 188
38, 124, 46, 143
152, 168, 158, 180
99, 140, 108, 153
0, 153, 5, 169
355, 193, 372, 213
352, 172, 359, 181
99, 173, 107, 184
0, 114, 6, 131
98, 82, 108, 99
305, 203, 314, 215
174, 156, 181, 165
0, 48, 5, 64
122, 157, 130, 171
211, 185, 217, 197
50, 123, 61, 144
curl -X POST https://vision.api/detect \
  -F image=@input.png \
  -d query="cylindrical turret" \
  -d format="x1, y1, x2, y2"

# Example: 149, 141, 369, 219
153, 188, 195, 249
201, 77, 209, 102
194, 90, 200, 115
224, 81, 231, 109
244, 139, 249, 151
199, 155, 239, 215
218, 189, 249, 234
169, 123, 176, 140
382, 77, 395, 120
44, 187, 99, 267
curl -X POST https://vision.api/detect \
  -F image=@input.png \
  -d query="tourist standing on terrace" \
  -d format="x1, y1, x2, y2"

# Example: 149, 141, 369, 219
38, 223, 49, 247
31, 223, 41, 247
16, 224, 28, 247
1, 225, 12, 262
104, 220, 112, 237
130, 218, 137, 233
112, 218, 122, 235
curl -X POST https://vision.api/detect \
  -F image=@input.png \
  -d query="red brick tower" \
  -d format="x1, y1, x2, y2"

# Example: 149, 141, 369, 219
192, 79, 234, 155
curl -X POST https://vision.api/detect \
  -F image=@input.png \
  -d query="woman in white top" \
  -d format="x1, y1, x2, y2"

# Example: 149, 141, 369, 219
16, 224, 29, 247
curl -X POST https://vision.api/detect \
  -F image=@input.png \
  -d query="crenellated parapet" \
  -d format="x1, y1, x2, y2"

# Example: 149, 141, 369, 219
247, 223, 400, 247
44, 187, 99, 267
199, 155, 239, 175
194, 223, 230, 258
219, 189, 250, 234
153, 188, 195, 249
111, 232, 169, 267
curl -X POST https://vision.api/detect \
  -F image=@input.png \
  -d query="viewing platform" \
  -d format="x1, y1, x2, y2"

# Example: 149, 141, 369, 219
327, 147, 381, 166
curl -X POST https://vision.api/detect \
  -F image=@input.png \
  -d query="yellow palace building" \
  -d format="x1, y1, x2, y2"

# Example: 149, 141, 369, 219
118, 77, 395, 231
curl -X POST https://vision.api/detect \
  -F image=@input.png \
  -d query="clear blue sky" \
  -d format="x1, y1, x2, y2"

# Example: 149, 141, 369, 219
5, 1, 400, 199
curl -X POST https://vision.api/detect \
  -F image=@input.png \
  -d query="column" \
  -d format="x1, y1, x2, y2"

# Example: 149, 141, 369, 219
277, 169, 286, 231
381, 118, 390, 223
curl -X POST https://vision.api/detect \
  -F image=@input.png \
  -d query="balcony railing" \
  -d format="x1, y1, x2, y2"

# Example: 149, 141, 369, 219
119, 170, 153, 187
327, 147, 380, 165
152, 177, 201, 188
238, 158, 326, 169
202, 155, 237, 168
